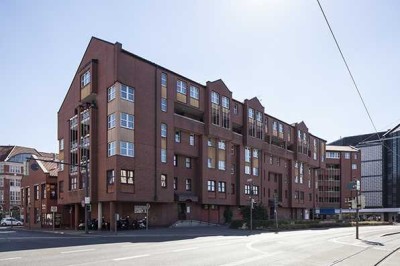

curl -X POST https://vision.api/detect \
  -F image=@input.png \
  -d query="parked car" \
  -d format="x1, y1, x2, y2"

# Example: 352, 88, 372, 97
1, 218, 23, 226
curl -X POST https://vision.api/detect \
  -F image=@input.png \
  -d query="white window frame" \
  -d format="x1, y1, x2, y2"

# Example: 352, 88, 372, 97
161, 98, 167, 112
108, 86, 116, 102
161, 73, 167, 87
120, 141, 134, 157
248, 108, 254, 119
190, 85, 199, 99
218, 181, 226, 193
161, 123, 167, 137
59, 139, 64, 151
222, 96, 229, 109
120, 113, 134, 129
189, 134, 195, 146
81, 70, 90, 87
108, 113, 116, 129
218, 161, 226, 171
161, 149, 167, 163
108, 142, 116, 157
207, 180, 216, 192
177, 80, 187, 95
211, 91, 219, 104
120, 85, 134, 102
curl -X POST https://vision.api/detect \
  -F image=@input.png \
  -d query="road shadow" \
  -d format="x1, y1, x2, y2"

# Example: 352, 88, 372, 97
0, 226, 267, 253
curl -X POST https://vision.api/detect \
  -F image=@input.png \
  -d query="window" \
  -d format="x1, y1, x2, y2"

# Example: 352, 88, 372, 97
70, 176, 77, 190
108, 86, 116, 102
218, 161, 226, 171
211, 91, 219, 104
185, 179, 192, 191
352, 163, 357, 170
108, 142, 116, 156
120, 141, 134, 157
175, 131, 181, 143
161, 174, 167, 188
256, 111, 262, 122
161, 73, 167, 87
41, 184, 46, 199
245, 166, 251, 175
161, 98, 167, 112
120, 170, 134, 184
185, 158, 191, 168
354, 153, 358, 159
59, 139, 64, 150
107, 170, 115, 185
207, 180, 216, 192
244, 185, 251, 195
161, 123, 167, 137
190, 86, 199, 99
248, 108, 254, 119
81, 70, 91, 87
233, 104, 238, 115
245, 147, 251, 162
218, 140, 226, 150
121, 85, 134, 102
326, 152, 340, 159
253, 186, 259, 195
345, 152, 350, 159
177, 80, 187, 95
218, 181, 226, 193
189, 134, 195, 146
161, 149, 167, 163
34, 185, 39, 200
222, 96, 229, 109
174, 177, 178, 190
174, 155, 177, 166
120, 113, 134, 129
108, 113, 116, 129
252, 149, 258, 158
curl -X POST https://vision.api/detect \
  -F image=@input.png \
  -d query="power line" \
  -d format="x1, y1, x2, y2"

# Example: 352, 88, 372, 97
316, 0, 381, 141
316, 0, 400, 160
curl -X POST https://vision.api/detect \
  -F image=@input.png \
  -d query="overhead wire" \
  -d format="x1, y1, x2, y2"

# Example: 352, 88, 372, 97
316, 0, 400, 158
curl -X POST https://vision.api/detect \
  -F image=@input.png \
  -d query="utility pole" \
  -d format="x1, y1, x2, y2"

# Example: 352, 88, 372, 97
274, 193, 278, 233
83, 157, 89, 234
355, 178, 360, 240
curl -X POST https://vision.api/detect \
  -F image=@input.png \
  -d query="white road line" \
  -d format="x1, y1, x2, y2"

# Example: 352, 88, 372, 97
218, 254, 271, 266
61, 248, 95, 254
0, 257, 21, 261
172, 247, 199, 252
113, 254, 150, 261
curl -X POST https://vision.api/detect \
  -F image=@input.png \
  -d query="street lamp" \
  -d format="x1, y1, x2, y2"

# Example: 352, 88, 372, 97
81, 156, 89, 234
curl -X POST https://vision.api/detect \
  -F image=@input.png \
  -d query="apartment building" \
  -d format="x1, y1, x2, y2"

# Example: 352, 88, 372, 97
21, 154, 60, 229
317, 145, 361, 219
0, 146, 44, 220
331, 125, 400, 222
57, 37, 327, 229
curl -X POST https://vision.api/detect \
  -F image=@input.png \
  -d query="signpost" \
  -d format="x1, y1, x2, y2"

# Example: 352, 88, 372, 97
51, 206, 57, 231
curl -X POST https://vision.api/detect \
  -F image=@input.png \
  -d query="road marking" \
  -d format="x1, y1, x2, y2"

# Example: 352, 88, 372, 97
172, 247, 198, 252
0, 257, 21, 261
61, 248, 95, 254
113, 254, 150, 261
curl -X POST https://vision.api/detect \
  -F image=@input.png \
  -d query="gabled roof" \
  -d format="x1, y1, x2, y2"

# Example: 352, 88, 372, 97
326, 145, 358, 152
245, 97, 264, 110
32, 154, 58, 177
296, 121, 308, 131
0, 146, 14, 161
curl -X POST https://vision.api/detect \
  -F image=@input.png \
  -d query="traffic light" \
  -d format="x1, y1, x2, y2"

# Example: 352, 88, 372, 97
86, 204, 91, 212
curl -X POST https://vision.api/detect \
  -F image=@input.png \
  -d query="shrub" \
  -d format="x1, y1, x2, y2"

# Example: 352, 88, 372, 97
229, 220, 244, 229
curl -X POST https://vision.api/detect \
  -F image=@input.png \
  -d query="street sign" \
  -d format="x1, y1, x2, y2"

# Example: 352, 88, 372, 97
134, 205, 147, 213
84, 197, 90, 204
51, 206, 57, 212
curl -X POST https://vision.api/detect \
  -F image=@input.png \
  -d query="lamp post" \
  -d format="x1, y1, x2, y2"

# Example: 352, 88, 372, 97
355, 178, 360, 240
82, 156, 89, 234
247, 178, 253, 232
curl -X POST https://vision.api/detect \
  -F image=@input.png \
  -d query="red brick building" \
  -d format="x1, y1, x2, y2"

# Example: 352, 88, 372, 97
21, 155, 61, 229
317, 145, 361, 218
57, 37, 327, 229
0, 146, 44, 220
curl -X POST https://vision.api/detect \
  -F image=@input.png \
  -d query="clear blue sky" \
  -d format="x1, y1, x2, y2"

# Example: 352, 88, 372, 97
1, 0, 399, 153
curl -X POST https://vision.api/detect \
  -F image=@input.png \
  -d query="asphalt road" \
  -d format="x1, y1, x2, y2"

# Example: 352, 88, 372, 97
0, 225, 399, 265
